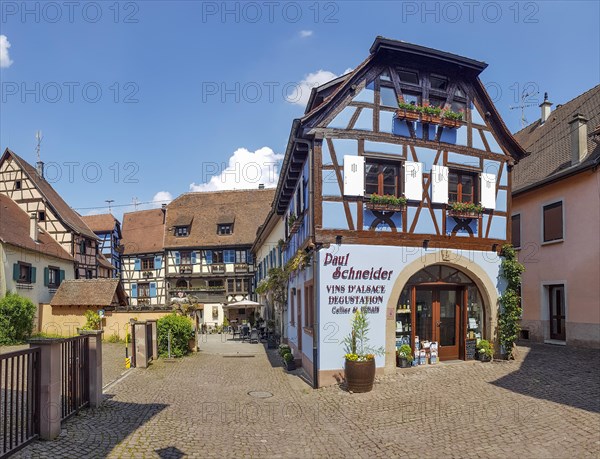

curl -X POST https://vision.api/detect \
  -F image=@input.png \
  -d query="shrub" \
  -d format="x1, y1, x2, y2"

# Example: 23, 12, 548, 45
106, 333, 122, 343
476, 339, 494, 358
0, 293, 37, 345
397, 344, 414, 363
82, 310, 101, 330
157, 313, 193, 358
283, 352, 294, 363
498, 244, 525, 359
278, 344, 291, 357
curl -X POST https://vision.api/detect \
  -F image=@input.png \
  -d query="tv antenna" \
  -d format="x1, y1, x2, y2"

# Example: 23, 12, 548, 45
132, 197, 140, 210
510, 89, 539, 128
105, 200, 114, 213
35, 131, 43, 162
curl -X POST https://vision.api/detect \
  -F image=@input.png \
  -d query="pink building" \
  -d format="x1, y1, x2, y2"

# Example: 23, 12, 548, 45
512, 85, 600, 348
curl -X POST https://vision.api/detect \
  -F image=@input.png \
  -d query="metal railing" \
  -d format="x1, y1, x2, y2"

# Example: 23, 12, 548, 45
60, 337, 90, 421
0, 348, 41, 458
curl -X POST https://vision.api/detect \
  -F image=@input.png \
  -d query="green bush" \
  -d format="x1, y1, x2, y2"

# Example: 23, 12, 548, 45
157, 313, 193, 358
0, 293, 37, 345
82, 310, 101, 330
106, 333, 122, 343
283, 352, 294, 363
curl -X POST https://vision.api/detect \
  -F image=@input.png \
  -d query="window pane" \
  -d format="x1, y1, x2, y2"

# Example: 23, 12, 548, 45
511, 215, 521, 248
398, 70, 419, 85
403, 93, 421, 106
543, 202, 563, 242
430, 75, 448, 91
380, 86, 397, 107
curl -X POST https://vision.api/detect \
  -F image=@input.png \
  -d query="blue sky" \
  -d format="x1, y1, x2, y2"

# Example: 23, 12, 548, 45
1, 1, 599, 220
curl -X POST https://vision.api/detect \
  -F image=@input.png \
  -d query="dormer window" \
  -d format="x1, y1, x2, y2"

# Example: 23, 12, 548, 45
217, 224, 233, 235
175, 226, 189, 237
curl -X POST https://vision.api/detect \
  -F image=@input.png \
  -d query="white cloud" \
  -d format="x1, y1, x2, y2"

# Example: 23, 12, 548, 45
151, 191, 173, 206
286, 69, 338, 106
299, 30, 313, 38
189, 146, 283, 192
0, 35, 13, 68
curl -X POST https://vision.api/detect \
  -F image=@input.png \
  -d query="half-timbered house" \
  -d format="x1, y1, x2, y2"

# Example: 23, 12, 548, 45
164, 189, 274, 327
81, 213, 123, 278
121, 208, 167, 309
0, 194, 74, 306
271, 37, 527, 386
0, 149, 101, 279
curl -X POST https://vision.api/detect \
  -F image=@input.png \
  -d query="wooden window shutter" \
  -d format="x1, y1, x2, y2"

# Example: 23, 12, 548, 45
44, 267, 50, 286
131, 283, 138, 298
543, 202, 563, 242
149, 283, 157, 298
511, 215, 521, 248
431, 165, 449, 204
31, 267, 36, 283
154, 256, 162, 270
13, 263, 20, 281
175, 252, 181, 265
343, 155, 365, 196
59, 270, 65, 284
134, 258, 141, 271
480, 173, 497, 209
191, 252, 197, 264
404, 161, 423, 201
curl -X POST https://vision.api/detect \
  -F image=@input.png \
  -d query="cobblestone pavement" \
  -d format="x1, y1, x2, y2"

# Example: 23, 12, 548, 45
14, 338, 600, 458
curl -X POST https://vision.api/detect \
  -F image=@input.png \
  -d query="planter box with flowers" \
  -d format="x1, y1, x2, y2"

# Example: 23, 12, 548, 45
395, 101, 465, 128
447, 202, 484, 219
441, 109, 465, 128
395, 102, 421, 121
365, 194, 407, 212
287, 214, 301, 234
420, 105, 442, 124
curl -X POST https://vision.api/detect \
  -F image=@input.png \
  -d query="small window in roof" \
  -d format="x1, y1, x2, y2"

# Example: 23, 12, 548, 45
398, 70, 419, 85
430, 75, 448, 91
217, 224, 233, 235
15, 180, 21, 190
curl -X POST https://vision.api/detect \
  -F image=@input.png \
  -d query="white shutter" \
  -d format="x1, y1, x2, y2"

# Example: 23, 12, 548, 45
404, 161, 423, 201
480, 173, 497, 209
431, 165, 449, 204
343, 155, 365, 196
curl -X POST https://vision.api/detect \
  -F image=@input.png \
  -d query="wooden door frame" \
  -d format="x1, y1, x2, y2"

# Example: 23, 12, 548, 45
548, 284, 566, 341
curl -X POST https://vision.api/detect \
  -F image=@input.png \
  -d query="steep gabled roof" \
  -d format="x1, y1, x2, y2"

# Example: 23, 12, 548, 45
164, 189, 275, 249
1, 149, 98, 240
50, 279, 127, 307
121, 208, 165, 255
0, 194, 73, 262
512, 84, 600, 193
81, 214, 120, 234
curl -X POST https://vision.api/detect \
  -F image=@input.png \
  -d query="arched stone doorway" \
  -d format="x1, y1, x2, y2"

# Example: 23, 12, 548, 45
384, 252, 499, 370
396, 265, 485, 360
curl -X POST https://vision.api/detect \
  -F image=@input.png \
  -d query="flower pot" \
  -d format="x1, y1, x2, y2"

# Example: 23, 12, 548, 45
478, 353, 491, 362
442, 118, 462, 128
397, 357, 411, 368
345, 359, 376, 393
422, 115, 442, 125
447, 210, 482, 219
365, 202, 406, 212
284, 360, 296, 371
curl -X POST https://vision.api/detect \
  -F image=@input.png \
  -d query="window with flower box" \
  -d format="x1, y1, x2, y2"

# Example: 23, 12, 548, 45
365, 160, 402, 197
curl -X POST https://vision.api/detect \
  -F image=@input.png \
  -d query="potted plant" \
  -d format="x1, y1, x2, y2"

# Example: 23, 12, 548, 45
396, 344, 414, 368
447, 202, 484, 218
366, 194, 407, 212
396, 101, 420, 121
442, 109, 464, 128
278, 344, 291, 357
476, 339, 494, 362
288, 213, 301, 234
343, 309, 384, 393
283, 351, 296, 371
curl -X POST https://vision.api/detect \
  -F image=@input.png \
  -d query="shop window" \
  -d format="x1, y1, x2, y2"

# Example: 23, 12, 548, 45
449, 170, 477, 203
511, 214, 521, 248
467, 286, 484, 341
365, 160, 402, 196
543, 201, 563, 242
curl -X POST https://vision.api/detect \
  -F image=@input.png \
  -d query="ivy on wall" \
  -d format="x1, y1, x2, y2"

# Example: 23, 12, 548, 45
498, 244, 525, 359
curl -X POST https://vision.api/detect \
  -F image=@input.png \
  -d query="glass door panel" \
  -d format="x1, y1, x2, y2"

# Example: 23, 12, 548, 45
415, 289, 433, 343
439, 290, 457, 346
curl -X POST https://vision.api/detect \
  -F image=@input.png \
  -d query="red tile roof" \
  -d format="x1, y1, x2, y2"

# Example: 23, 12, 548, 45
121, 208, 165, 255
81, 214, 119, 233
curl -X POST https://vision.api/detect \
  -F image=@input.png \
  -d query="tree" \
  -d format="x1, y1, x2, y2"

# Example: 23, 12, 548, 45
0, 293, 37, 345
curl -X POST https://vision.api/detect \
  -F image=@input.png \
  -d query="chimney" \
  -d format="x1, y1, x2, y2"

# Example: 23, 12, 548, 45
539, 92, 552, 124
36, 161, 45, 179
568, 113, 588, 165
30, 213, 39, 242
258, 183, 265, 190
161, 203, 167, 223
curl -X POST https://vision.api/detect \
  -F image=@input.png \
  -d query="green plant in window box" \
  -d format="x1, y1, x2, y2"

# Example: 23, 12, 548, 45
367, 194, 407, 211
448, 202, 484, 217
442, 109, 465, 127
422, 105, 443, 124
396, 102, 421, 121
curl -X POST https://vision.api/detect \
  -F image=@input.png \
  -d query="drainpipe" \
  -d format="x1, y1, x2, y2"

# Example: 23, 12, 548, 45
293, 136, 319, 389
